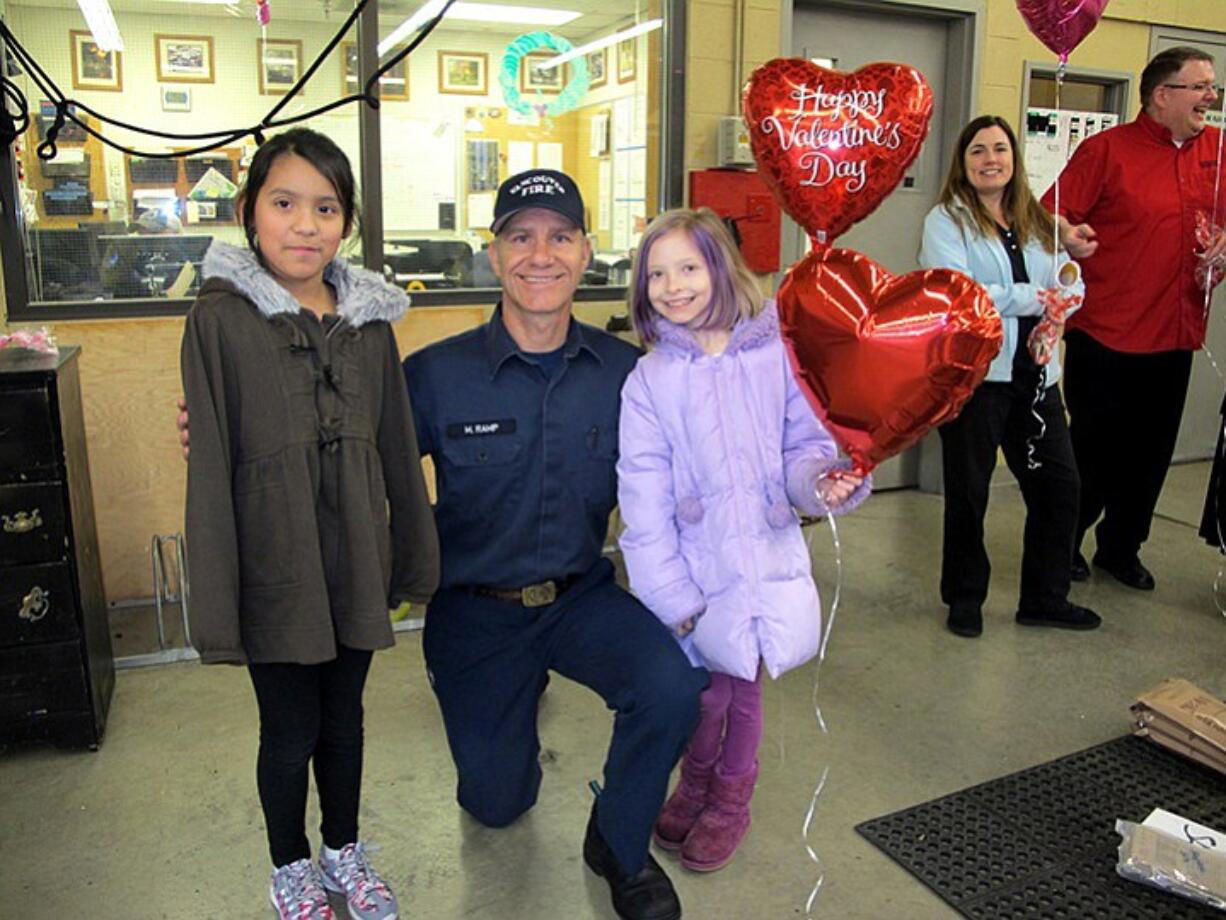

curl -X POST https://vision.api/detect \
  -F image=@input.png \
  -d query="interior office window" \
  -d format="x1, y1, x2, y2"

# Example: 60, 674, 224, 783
1, 4, 363, 315
374, 0, 663, 298
1, 0, 670, 316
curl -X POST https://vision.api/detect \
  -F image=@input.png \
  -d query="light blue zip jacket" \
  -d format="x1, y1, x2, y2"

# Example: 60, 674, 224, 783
919, 202, 1083, 388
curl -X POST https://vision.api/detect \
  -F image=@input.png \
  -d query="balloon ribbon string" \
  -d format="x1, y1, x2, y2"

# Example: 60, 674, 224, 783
803, 511, 842, 916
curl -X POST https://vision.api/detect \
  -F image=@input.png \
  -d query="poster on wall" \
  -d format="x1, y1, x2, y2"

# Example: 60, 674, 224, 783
1024, 107, 1118, 195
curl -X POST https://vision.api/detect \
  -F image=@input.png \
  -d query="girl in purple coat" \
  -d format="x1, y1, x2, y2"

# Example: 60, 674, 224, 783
617, 208, 870, 872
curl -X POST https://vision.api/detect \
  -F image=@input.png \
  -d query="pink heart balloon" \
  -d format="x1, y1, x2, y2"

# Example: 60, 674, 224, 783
1016, 0, 1109, 62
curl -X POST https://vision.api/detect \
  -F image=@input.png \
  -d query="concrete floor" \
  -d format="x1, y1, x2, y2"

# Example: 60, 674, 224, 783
2, 462, 1225, 919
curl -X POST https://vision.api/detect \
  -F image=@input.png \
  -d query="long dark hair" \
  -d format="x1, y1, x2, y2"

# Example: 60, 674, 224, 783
936, 115, 1054, 253
237, 128, 359, 262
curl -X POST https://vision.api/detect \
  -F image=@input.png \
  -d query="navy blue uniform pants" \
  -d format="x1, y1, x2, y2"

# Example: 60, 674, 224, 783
422, 559, 706, 874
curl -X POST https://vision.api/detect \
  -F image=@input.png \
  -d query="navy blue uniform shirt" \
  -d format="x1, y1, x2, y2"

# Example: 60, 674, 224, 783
404, 306, 641, 589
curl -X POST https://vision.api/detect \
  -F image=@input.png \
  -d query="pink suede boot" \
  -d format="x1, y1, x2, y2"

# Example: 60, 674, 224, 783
653, 752, 716, 851
679, 761, 758, 871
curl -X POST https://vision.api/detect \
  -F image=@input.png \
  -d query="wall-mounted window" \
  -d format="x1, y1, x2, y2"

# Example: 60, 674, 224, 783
0, 0, 682, 319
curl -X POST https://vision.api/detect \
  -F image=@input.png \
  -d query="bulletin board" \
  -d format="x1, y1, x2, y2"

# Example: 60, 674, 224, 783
1023, 107, 1119, 197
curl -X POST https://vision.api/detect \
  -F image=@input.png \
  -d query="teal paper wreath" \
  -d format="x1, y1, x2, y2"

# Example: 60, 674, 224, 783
500, 31, 590, 118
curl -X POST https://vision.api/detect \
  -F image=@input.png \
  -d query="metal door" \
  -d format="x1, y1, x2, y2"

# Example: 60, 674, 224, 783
788, 1, 965, 488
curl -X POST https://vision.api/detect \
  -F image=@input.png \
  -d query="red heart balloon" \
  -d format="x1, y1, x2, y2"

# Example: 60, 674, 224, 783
778, 247, 1002, 472
742, 59, 933, 246
1016, 0, 1108, 63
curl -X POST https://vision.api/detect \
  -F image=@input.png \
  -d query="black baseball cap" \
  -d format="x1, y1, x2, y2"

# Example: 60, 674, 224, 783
491, 169, 586, 234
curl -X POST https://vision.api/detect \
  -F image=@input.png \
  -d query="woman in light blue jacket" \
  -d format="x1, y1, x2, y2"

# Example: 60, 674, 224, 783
919, 115, 1100, 638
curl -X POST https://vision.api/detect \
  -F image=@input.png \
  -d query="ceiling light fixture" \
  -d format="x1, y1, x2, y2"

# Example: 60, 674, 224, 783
378, 1, 580, 56
76, 0, 124, 52
536, 18, 662, 70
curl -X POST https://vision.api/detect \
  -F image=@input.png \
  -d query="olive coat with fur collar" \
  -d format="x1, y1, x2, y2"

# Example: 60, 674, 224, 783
182, 242, 440, 665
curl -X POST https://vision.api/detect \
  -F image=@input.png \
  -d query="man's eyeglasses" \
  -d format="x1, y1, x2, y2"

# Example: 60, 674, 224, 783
1162, 82, 1223, 95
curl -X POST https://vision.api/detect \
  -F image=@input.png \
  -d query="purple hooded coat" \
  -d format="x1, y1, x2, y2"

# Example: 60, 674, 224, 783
617, 301, 870, 681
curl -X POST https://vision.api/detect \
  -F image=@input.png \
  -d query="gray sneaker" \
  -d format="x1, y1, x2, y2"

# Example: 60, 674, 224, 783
319, 842, 398, 920
269, 858, 336, 920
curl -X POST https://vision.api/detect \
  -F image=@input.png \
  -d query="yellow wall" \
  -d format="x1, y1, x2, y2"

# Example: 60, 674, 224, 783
2, 0, 1223, 601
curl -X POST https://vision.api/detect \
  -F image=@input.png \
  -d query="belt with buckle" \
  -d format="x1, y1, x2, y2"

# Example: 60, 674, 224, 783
468, 574, 580, 607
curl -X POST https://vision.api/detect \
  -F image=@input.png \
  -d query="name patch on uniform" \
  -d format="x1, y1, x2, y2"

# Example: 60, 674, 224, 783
446, 419, 517, 438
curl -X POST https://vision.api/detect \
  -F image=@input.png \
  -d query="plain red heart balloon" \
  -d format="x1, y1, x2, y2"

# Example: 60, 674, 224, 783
778, 247, 1002, 472
742, 59, 933, 246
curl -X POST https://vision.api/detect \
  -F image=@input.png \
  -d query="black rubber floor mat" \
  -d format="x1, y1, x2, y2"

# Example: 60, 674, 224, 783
855, 735, 1226, 918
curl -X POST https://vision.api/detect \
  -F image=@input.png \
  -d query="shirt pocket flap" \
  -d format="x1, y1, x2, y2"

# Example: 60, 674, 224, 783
441, 437, 522, 468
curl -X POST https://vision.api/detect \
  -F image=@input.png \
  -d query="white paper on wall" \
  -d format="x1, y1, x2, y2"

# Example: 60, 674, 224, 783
537, 142, 563, 171
507, 140, 534, 176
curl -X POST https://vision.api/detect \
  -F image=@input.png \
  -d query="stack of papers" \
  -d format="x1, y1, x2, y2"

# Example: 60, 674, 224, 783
1131, 678, 1226, 776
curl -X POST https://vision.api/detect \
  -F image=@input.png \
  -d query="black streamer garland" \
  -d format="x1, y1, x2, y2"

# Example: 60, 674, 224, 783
0, 0, 458, 161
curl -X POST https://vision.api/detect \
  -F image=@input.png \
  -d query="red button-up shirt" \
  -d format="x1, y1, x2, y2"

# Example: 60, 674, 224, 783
1041, 112, 1225, 353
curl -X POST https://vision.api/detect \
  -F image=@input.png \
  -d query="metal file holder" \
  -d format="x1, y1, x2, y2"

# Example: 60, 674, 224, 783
112, 533, 199, 669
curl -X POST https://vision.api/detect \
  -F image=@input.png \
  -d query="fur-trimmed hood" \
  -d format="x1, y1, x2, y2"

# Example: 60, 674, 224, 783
201, 241, 408, 327
651, 298, 780, 358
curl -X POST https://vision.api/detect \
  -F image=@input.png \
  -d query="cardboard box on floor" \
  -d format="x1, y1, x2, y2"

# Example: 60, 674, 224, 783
1132, 679, 1226, 777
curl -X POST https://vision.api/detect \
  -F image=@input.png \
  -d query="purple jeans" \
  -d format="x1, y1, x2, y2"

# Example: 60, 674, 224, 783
687, 667, 762, 775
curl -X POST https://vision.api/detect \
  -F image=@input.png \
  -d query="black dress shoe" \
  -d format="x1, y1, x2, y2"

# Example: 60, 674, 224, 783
1015, 602, 1102, 631
946, 603, 982, 638
1092, 554, 1155, 590
1070, 552, 1090, 582
583, 800, 681, 920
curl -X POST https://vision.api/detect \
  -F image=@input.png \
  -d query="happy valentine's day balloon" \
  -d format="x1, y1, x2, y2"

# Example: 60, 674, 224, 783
742, 59, 933, 247
1015, 0, 1109, 63
778, 247, 1002, 472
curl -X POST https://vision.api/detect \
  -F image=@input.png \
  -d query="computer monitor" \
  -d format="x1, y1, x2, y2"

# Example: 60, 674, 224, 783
98, 234, 213, 299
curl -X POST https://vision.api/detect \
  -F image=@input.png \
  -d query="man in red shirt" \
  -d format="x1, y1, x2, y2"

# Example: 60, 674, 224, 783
1043, 46, 1226, 591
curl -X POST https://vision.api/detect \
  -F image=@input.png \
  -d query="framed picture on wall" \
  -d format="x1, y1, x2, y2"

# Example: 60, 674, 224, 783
521, 52, 563, 94
161, 86, 192, 112
258, 38, 303, 96
341, 43, 409, 101
70, 31, 122, 92
439, 51, 488, 95
617, 38, 636, 83
155, 35, 214, 84
586, 48, 607, 89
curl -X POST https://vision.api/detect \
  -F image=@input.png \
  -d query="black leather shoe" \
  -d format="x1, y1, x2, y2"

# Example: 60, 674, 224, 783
946, 603, 982, 638
583, 800, 681, 920
1070, 552, 1090, 582
1092, 554, 1155, 591
1016, 602, 1102, 631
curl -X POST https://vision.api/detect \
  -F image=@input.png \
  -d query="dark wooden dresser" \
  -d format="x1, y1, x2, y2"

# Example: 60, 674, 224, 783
0, 346, 113, 749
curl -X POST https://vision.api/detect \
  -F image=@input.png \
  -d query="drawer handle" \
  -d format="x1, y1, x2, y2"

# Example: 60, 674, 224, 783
3, 509, 43, 534
18, 586, 50, 622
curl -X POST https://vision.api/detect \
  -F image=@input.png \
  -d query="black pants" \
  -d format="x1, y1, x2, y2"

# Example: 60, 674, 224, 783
939, 376, 1080, 612
1063, 330, 1193, 563
248, 645, 373, 867
423, 559, 706, 876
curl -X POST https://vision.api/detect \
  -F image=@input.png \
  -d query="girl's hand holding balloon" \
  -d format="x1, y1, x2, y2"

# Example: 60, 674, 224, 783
817, 471, 864, 509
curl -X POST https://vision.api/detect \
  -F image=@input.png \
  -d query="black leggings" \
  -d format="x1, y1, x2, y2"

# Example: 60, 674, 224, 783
247, 645, 373, 867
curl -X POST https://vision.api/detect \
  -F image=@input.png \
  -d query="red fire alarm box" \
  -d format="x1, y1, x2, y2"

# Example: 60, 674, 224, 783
688, 169, 781, 274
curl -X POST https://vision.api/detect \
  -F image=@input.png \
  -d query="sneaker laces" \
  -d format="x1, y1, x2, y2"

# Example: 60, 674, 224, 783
274, 859, 330, 920
333, 842, 392, 910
